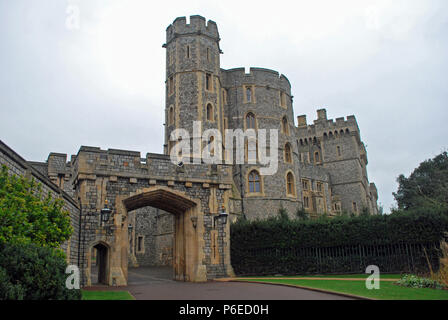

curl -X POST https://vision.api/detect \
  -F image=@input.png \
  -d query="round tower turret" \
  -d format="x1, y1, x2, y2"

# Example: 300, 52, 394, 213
163, 16, 224, 157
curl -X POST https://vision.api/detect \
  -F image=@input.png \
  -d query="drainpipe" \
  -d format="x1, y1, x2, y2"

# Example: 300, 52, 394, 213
234, 79, 246, 219
77, 196, 82, 272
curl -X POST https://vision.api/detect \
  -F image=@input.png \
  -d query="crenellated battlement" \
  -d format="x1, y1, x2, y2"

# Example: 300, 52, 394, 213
166, 15, 219, 44
72, 146, 233, 186
296, 109, 360, 137
221, 67, 291, 92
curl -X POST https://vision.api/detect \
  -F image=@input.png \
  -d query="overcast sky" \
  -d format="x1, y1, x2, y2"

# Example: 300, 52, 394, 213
0, 0, 447, 212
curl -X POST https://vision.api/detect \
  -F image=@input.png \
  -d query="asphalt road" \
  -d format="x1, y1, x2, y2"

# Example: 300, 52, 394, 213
119, 267, 354, 300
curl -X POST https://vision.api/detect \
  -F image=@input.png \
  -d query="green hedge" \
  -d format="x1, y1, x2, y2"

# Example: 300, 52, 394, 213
230, 210, 448, 275
0, 243, 81, 300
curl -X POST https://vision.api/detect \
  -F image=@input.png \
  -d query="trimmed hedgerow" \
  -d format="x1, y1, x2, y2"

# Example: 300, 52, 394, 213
230, 210, 448, 275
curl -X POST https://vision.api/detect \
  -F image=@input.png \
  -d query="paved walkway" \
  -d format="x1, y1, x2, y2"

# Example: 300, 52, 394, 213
91, 267, 354, 300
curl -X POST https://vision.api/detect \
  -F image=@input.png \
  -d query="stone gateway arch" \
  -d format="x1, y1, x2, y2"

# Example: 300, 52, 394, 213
77, 148, 235, 286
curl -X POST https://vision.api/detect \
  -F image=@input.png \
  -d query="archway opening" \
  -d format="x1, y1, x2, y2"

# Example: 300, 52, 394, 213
123, 188, 198, 282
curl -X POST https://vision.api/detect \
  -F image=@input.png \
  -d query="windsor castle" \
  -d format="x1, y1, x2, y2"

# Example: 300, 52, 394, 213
0, 16, 378, 285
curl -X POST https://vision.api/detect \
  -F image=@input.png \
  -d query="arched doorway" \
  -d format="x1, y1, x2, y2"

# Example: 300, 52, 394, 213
115, 187, 206, 284
89, 242, 109, 285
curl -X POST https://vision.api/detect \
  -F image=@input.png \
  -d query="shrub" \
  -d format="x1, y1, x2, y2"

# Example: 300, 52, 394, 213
396, 274, 446, 290
0, 242, 81, 300
0, 165, 73, 248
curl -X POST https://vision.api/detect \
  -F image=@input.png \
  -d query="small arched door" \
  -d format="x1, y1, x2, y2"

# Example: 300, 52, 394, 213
91, 243, 109, 285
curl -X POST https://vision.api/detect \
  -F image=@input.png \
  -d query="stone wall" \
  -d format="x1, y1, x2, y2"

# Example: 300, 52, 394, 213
0, 140, 80, 266
129, 206, 174, 267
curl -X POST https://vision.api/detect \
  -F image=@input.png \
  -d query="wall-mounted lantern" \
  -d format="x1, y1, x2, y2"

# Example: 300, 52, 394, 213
213, 205, 228, 228
100, 200, 116, 235
100, 200, 112, 225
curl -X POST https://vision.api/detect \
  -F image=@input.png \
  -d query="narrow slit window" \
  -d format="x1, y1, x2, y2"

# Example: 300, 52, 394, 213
246, 86, 252, 102
206, 103, 213, 121
169, 76, 174, 95
169, 106, 174, 125
206, 73, 212, 91
286, 172, 295, 196
285, 143, 292, 163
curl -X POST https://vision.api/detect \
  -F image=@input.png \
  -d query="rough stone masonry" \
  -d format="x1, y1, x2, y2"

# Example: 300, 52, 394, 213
0, 15, 378, 287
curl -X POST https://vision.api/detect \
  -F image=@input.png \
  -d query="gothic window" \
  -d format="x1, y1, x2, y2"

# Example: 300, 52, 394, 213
245, 139, 258, 163
314, 151, 320, 163
302, 179, 310, 190
246, 112, 256, 129
334, 202, 341, 212
337, 146, 342, 157
286, 172, 295, 196
303, 196, 310, 209
206, 103, 214, 121
248, 170, 261, 193
316, 182, 323, 192
352, 202, 358, 213
284, 143, 292, 163
137, 236, 144, 253
282, 117, 289, 135
209, 136, 215, 156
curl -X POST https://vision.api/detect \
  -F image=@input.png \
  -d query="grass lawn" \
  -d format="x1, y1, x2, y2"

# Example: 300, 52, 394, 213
235, 277, 448, 300
239, 273, 402, 279
82, 290, 135, 300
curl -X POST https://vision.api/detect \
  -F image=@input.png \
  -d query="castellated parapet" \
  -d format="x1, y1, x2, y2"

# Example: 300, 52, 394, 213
221, 67, 291, 92
166, 15, 220, 44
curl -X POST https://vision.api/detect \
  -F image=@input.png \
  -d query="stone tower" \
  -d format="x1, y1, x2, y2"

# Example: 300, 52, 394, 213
296, 110, 378, 215
163, 16, 224, 158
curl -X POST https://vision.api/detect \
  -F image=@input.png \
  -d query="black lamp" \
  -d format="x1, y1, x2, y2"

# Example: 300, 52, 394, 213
219, 205, 228, 225
214, 205, 228, 228
100, 200, 112, 225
